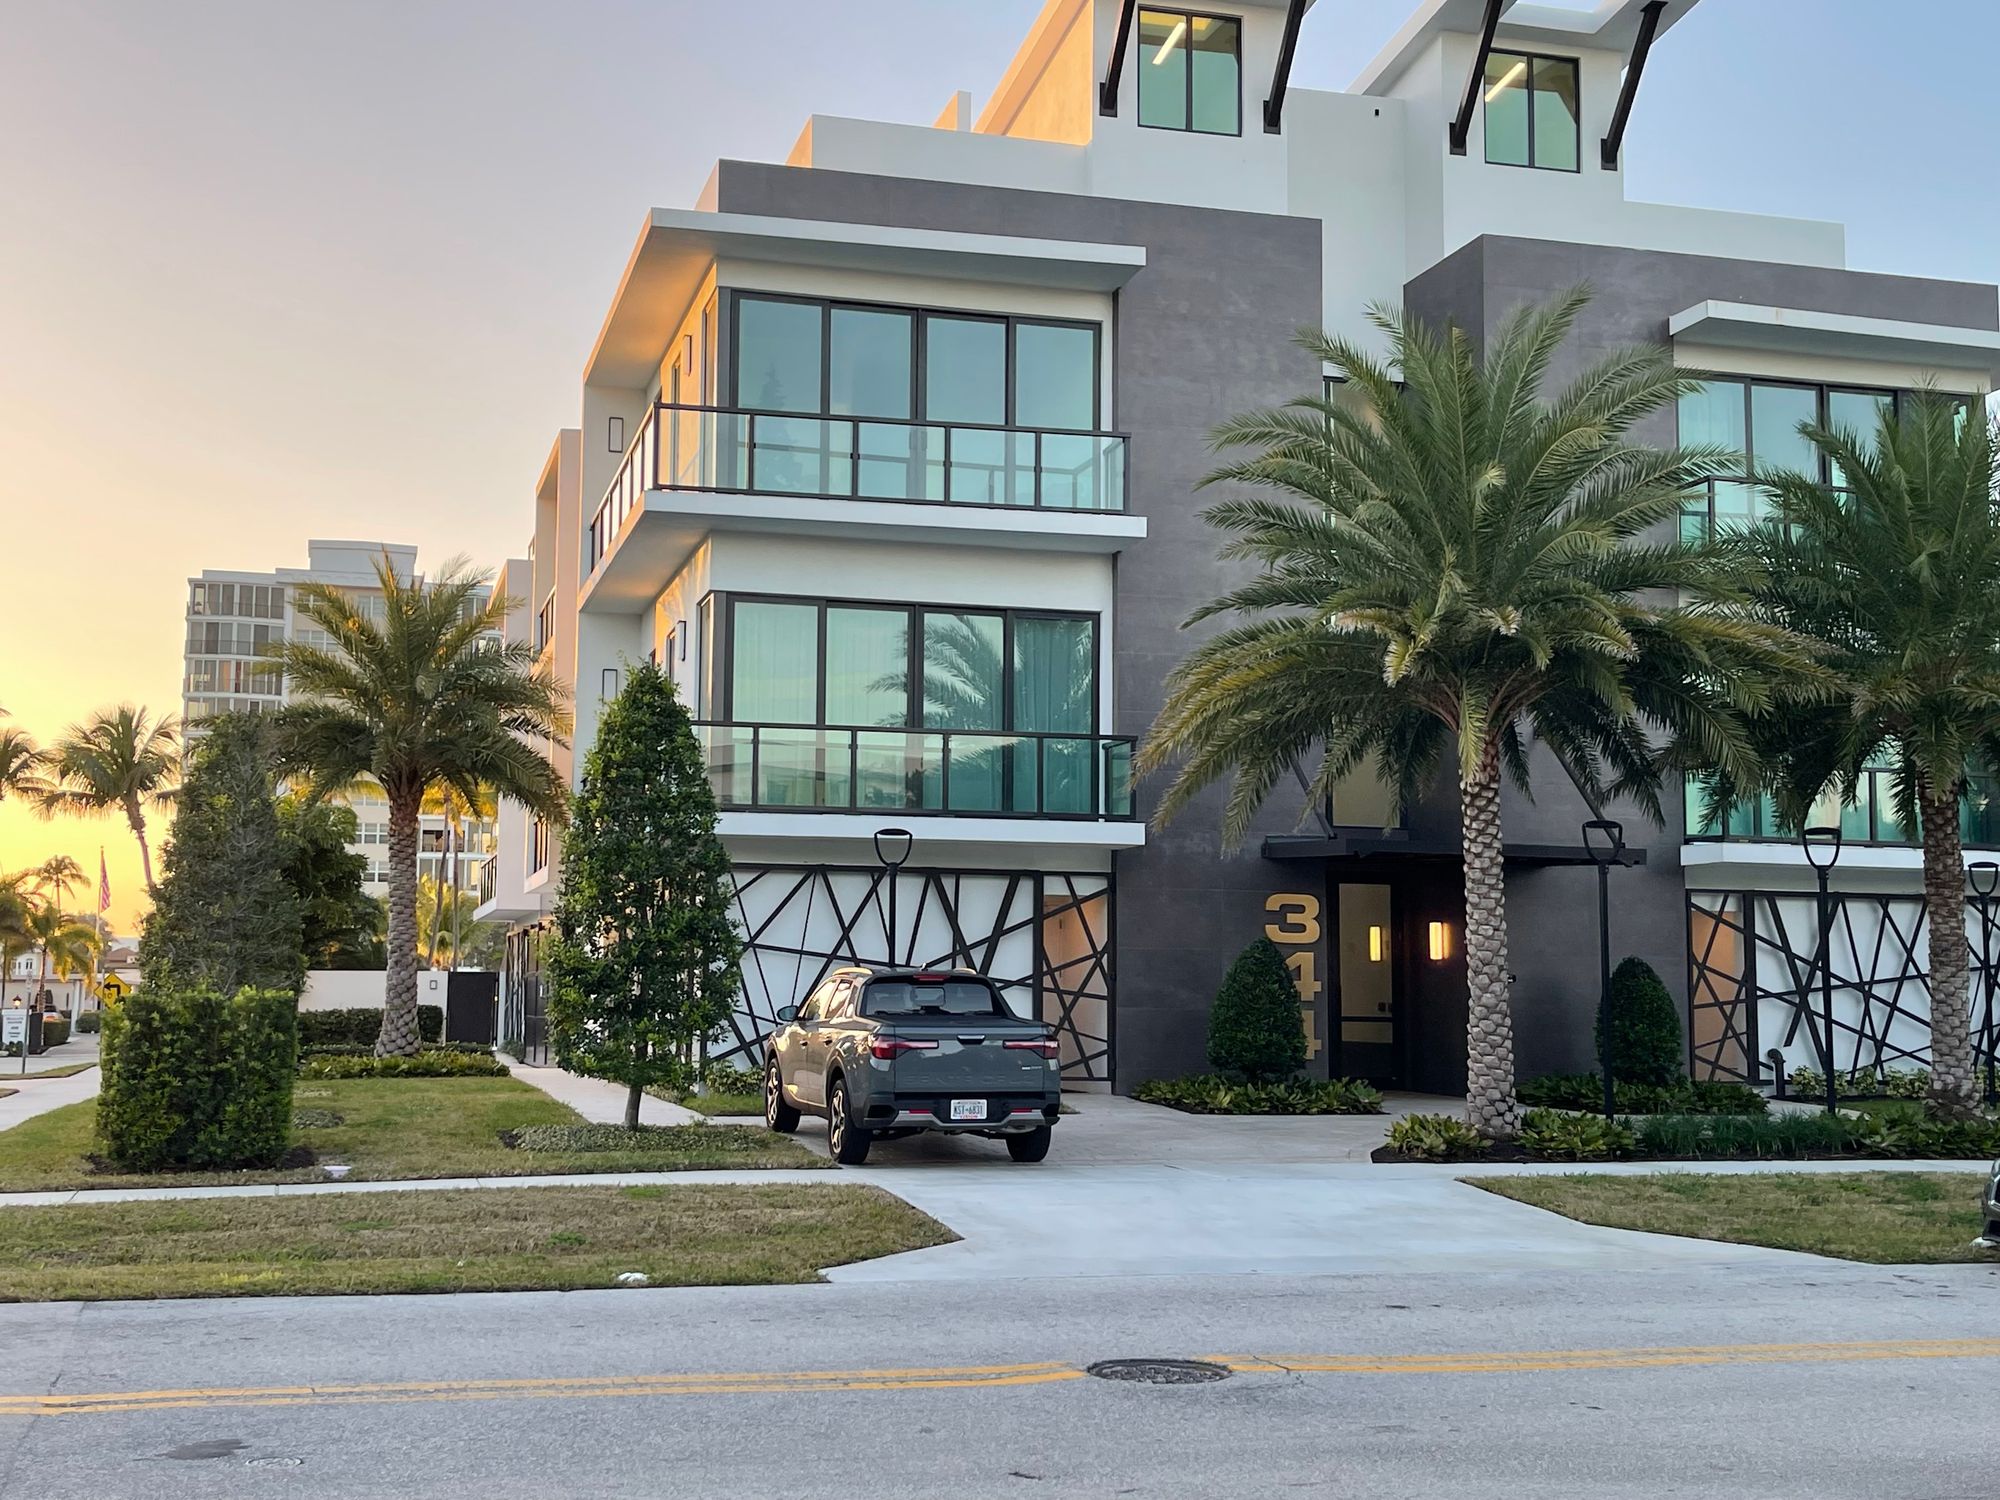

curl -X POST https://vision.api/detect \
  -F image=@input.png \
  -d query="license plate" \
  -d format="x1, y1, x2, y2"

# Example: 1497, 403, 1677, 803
949, 1098, 988, 1121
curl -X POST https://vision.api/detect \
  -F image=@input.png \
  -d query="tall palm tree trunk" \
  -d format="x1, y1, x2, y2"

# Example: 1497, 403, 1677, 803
1919, 778, 1978, 1117
1460, 767, 1521, 1139
379, 793, 424, 1057
123, 795, 156, 893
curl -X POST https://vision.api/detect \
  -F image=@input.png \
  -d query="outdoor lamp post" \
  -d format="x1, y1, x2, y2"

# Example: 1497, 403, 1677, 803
1801, 826, 1843, 1116
1971, 861, 1999, 1108
873, 827, 914, 967
1582, 819, 1626, 1121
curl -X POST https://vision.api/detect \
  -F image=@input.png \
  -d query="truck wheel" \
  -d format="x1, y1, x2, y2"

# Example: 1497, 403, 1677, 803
764, 1057, 800, 1134
1006, 1126, 1053, 1163
828, 1076, 872, 1165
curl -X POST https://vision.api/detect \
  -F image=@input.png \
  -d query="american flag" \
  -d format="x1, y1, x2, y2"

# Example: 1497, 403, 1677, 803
98, 849, 111, 913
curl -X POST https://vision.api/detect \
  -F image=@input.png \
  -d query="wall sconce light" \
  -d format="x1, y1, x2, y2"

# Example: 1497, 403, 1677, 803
1427, 921, 1452, 962
607, 416, 625, 453
1367, 925, 1385, 963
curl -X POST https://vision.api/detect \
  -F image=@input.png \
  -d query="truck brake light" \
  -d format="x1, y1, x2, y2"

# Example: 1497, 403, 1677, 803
1004, 1038, 1061, 1058
870, 1038, 939, 1060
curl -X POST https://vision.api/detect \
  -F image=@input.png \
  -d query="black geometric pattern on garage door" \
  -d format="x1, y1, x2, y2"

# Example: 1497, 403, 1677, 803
1686, 889, 2000, 1089
718, 864, 1114, 1084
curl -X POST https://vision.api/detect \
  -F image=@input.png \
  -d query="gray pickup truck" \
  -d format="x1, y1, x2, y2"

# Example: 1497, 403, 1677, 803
763, 965, 1061, 1165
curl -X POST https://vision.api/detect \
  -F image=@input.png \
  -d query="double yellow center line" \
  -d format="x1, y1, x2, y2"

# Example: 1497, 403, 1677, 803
4, 1339, 1997, 1419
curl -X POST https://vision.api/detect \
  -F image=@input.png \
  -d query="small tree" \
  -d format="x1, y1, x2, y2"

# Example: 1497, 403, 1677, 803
277, 798, 383, 970
138, 716, 305, 997
1597, 956, 1682, 1087
545, 662, 743, 1128
1206, 937, 1307, 1082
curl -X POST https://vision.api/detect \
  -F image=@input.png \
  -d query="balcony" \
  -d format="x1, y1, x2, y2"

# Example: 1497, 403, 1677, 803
1686, 769, 2000, 849
476, 855, 497, 910
696, 722, 1136, 822
584, 403, 1138, 591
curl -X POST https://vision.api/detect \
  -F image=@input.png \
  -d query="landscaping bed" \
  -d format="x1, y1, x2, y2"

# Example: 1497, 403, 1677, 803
1374, 1108, 2000, 1165
0, 1183, 952, 1302
0, 1075, 824, 1194
650, 1062, 765, 1119
1132, 1075, 1384, 1116
1473, 1172, 1999, 1265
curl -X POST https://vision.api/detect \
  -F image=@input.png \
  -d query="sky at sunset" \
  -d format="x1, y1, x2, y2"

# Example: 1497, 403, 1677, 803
2, 0, 1996, 932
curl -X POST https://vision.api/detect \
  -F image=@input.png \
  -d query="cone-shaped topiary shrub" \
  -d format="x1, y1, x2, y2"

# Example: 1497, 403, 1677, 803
1597, 956, 1683, 1087
1206, 937, 1307, 1083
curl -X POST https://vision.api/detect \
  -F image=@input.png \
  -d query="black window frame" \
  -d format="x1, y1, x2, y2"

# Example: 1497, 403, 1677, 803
725, 290, 1105, 435
1134, 8, 1244, 138
1483, 48, 1581, 174
717, 591, 1102, 737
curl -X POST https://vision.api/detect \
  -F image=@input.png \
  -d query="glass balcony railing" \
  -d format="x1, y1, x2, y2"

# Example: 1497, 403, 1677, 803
695, 722, 1137, 822
589, 402, 1130, 570
1685, 769, 2000, 849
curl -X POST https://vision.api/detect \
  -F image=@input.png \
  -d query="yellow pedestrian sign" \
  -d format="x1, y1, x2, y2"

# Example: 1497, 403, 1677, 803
99, 974, 130, 1003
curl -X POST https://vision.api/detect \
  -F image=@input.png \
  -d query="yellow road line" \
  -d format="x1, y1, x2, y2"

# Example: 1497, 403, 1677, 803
4, 1338, 1997, 1419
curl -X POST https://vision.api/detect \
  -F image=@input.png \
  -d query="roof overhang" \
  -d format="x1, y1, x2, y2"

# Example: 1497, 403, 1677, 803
583, 208, 1149, 388
1263, 832, 1647, 867
1356, 0, 1700, 96
1669, 301, 2000, 383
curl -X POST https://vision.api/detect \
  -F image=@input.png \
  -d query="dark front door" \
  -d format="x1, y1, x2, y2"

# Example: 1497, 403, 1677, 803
1334, 882, 1400, 1086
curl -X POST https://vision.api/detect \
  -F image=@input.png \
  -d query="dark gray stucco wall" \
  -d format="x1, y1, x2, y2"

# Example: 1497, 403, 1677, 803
1404, 234, 1999, 1080
711, 160, 1326, 1087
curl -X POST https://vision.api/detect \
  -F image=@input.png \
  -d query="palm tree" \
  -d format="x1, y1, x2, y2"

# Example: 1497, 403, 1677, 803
37, 706, 179, 893
1720, 393, 2000, 1117
269, 554, 569, 1055
0, 873, 35, 1007
26, 903, 100, 1016
421, 782, 494, 969
1139, 292, 1812, 1138
0, 723, 47, 869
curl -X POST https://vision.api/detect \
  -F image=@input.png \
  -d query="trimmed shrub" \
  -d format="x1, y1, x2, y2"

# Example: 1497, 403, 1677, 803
96, 987, 298, 1171
1597, 957, 1683, 1087
299, 1041, 489, 1060
75, 1011, 103, 1034
297, 1005, 443, 1048
1132, 1074, 1384, 1116
40, 1017, 70, 1049
1385, 1113, 1489, 1162
1519, 1108, 1637, 1162
1206, 938, 1308, 1083
1854, 1112, 2000, 1159
297, 1050, 507, 1080
1788, 1066, 1930, 1101
1517, 1073, 1766, 1117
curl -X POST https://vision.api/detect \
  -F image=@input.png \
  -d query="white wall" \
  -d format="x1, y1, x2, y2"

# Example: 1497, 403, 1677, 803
299, 970, 452, 1011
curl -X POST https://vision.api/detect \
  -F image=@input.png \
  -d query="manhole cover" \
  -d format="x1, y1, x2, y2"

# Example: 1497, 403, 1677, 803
1086, 1359, 1230, 1385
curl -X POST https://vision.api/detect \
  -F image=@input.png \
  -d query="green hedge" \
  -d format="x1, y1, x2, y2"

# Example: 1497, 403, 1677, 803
1518, 1073, 1766, 1116
297, 1005, 444, 1047
1598, 957, 1682, 1087
297, 1050, 508, 1080
40, 1017, 70, 1049
1207, 938, 1308, 1083
299, 1041, 491, 1061
96, 987, 298, 1171
1133, 1074, 1383, 1115
75, 1011, 103, 1034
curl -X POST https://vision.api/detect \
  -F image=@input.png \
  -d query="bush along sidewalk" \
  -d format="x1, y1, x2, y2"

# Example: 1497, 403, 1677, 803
298, 1050, 508, 1081
1375, 1108, 2000, 1164
1134, 1075, 1384, 1116
1786, 1066, 1930, 1101
299, 1006, 444, 1048
1517, 1074, 1767, 1116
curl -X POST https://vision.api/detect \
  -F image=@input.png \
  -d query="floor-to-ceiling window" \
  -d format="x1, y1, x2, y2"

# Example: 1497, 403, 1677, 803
1677, 378, 1899, 539
1136, 10, 1240, 136
1482, 51, 1579, 171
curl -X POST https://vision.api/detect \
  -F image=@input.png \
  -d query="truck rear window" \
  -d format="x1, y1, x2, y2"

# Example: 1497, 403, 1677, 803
863, 980, 1005, 1018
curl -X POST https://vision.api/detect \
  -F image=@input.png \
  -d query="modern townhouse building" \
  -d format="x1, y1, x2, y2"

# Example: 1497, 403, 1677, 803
480, 0, 2000, 1097
184, 539, 496, 899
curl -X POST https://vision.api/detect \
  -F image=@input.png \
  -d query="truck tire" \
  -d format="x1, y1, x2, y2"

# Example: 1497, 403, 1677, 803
1006, 1126, 1053, 1163
828, 1075, 872, 1165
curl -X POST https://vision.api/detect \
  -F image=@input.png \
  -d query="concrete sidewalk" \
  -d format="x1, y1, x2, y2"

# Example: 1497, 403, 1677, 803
0, 1066, 99, 1132
501, 1058, 702, 1125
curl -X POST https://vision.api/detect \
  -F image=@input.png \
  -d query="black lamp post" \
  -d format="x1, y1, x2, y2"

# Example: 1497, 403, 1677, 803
1801, 825, 1843, 1116
1971, 860, 1999, 1108
1582, 819, 1625, 1122
872, 827, 914, 967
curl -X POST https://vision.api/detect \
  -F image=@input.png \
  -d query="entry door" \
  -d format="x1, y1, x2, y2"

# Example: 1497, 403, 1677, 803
1335, 883, 1398, 1085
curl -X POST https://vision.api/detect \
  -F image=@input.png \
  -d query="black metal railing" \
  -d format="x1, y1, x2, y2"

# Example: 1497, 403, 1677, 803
475, 855, 497, 909
694, 722, 1136, 821
589, 402, 1131, 569
1686, 769, 2000, 849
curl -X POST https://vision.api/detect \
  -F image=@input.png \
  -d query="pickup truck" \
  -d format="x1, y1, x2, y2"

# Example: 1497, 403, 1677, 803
763, 965, 1062, 1165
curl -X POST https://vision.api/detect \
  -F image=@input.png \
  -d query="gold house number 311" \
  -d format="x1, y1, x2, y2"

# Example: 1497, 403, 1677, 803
1263, 893, 1323, 1061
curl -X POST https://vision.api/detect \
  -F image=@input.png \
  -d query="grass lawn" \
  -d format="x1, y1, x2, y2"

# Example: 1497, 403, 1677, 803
0, 1184, 952, 1301
654, 1086, 765, 1119
0, 1061, 97, 1081
0, 1076, 825, 1194
1476, 1172, 2000, 1264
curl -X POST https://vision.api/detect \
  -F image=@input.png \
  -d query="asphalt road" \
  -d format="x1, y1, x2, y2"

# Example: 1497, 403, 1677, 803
3, 1258, 1997, 1499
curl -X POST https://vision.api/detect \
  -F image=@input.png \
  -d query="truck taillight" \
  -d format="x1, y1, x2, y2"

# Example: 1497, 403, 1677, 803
869, 1038, 939, 1060
1005, 1038, 1061, 1058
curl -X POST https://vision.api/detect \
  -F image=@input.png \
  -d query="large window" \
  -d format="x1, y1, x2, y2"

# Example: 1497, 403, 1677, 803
1137, 10, 1240, 135
1483, 51, 1579, 172
1677, 378, 1896, 539
730, 294, 1101, 431
724, 597, 1097, 733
